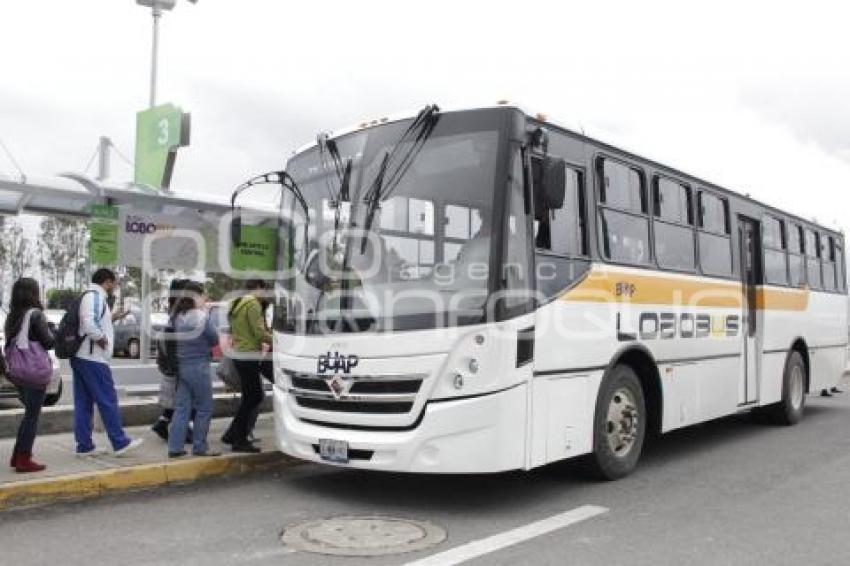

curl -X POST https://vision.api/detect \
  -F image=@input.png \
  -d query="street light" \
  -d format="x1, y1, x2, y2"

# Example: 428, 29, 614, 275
136, 0, 198, 108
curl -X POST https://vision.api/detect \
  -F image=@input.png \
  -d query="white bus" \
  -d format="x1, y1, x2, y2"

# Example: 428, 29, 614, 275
265, 104, 848, 479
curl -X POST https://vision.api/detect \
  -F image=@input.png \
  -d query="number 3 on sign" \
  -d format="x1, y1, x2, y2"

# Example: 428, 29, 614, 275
157, 118, 169, 146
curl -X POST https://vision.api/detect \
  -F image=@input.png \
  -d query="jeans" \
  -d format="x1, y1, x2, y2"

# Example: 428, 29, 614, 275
71, 357, 131, 453
168, 359, 213, 455
224, 359, 263, 445
14, 385, 46, 456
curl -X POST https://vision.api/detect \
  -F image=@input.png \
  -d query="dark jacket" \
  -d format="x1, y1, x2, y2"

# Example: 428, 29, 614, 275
5, 309, 56, 351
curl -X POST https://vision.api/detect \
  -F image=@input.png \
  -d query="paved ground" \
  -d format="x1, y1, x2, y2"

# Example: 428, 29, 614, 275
1, 377, 850, 566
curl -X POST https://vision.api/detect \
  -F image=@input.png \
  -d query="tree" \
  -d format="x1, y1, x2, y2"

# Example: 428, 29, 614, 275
4, 220, 33, 282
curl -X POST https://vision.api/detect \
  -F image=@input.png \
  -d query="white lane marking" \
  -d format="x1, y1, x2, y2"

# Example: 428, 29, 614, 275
403, 505, 608, 566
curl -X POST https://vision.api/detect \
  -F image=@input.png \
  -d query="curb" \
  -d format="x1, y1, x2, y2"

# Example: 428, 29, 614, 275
0, 451, 297, 511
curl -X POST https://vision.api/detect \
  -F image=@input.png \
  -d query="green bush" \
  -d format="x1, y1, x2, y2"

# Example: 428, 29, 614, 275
46, 289, 78, 310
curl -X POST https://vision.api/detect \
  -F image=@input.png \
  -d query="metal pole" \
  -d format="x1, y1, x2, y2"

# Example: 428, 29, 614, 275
149, 5, 161, 108
140, 269, 151, 362
96, 136, 111, 181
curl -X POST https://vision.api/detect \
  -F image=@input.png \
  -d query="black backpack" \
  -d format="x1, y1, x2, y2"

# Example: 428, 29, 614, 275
54, 290, 106, 360
156, 319, 179, 377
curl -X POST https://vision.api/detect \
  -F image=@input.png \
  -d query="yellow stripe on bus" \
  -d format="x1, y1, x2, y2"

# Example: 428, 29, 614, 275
560, 269, 809, 311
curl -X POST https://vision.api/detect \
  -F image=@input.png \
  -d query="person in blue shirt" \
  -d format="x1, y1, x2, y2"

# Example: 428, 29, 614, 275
168, 281, 220, 458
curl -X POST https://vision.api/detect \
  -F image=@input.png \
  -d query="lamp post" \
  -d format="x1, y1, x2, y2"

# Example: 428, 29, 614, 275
135, 0, 197, 108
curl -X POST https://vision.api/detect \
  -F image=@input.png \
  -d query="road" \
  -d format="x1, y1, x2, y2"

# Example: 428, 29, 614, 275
2, 379, 850, 566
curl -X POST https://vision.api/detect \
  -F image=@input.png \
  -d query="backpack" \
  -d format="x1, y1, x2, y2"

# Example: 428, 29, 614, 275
54, 291, 106, 360
156, 319, 179, 378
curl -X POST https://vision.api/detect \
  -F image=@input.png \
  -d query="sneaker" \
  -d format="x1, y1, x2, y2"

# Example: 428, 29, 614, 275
152, 418, 169, 441
821, 389, 833, 397
221, 433, 233, 445
168, 451, 188, 459
831, 387, 843, 394
114, 438, 144, 457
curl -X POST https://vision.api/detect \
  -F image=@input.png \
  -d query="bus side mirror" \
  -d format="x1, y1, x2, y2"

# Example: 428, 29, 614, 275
231, 208, 242, 246
534, 156, 567, 213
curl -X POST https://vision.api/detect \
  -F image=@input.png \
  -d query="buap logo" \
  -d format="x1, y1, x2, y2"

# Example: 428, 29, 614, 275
317, 351, 360, 374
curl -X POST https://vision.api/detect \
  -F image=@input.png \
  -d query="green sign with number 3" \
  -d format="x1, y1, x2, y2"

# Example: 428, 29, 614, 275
134, 103, 191, 190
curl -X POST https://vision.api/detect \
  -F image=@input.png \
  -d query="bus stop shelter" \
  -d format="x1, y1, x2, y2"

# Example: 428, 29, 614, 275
0, 173, 278, 360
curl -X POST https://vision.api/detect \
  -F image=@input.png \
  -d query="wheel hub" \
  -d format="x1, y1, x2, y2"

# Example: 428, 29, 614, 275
606, 388, 639, 457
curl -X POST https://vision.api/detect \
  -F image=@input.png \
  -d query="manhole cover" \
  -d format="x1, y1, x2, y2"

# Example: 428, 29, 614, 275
282, 516, 446, 557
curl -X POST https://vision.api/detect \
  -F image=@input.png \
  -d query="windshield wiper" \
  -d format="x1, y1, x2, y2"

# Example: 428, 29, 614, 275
356, 104, 440, 253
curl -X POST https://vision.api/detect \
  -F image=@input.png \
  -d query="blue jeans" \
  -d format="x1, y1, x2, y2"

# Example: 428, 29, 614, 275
71, 358, 131, 453
169, 359, 213, 455
14, 385, 46, 456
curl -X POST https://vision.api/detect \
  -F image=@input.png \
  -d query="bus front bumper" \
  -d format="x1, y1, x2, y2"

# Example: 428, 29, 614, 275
273, 383, 527, 474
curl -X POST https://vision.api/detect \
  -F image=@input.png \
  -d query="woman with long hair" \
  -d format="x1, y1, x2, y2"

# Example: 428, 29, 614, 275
168, 281, 220, 458
4, 277, 55, 473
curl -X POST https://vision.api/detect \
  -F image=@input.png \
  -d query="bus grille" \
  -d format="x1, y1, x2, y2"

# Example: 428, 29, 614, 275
286, 371, 424, 415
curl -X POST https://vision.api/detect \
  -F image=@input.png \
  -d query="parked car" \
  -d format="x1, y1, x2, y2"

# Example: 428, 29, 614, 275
113, 309, 168, 358
0, 310, 65, 407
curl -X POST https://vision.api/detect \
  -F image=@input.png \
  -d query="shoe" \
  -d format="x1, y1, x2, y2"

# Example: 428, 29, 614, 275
193, 450, 222, 457
831, 387, 842, 394
114, 438, 144, 457
231, 443, 261, 454
821, 389, 833, 397
168, 451, 188, 459
15, 453, 46, 473
221, 433, 233, 445
152, 418, 169, 441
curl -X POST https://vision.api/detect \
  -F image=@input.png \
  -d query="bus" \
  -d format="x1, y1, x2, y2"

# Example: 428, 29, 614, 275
265, 104, 848, 479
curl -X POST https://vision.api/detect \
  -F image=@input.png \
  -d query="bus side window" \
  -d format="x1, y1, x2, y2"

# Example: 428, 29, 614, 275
763, 216, 788, 285
597, 158, 651, 266
805, 229, 821, 289
837, 241, 847, 292
788, 224, 806, 288
823, 235, 837, 292
697, 191, 733, 277
533, 161, 586, 256
652, 177, 695, 272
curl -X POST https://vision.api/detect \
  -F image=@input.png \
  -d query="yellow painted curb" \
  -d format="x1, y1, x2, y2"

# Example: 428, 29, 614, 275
0, 452, 296, 511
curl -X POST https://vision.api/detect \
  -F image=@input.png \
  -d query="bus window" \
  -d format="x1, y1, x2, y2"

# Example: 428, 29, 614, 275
805, 229, 821, 289
837, 241, 847, 292
788, 224, 806, 287
763, 216, 788, 285
823, 235, 837, 291
534, 166, 586, 256
652, 177, 695, 271
534, 162, 589, 299
597, 158, 650, 265
697, 191, 732, 277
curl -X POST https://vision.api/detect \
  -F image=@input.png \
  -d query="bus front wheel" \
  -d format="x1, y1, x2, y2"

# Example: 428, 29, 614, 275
587, 364, 647, 481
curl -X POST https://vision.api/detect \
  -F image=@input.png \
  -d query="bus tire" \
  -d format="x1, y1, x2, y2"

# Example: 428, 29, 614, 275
586, 364, 646, 481
767, 350, 806, 425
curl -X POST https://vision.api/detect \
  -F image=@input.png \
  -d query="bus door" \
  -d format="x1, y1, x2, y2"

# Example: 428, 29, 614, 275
737, 216, 761, 405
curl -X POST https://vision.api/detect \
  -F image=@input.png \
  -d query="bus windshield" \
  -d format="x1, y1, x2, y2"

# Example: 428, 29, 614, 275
275, 111, 504, 334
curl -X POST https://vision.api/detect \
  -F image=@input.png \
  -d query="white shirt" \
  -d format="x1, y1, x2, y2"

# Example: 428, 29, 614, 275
75, 284, 114, 364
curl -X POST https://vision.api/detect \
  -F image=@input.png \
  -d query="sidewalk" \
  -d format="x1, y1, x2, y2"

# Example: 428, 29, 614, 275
0, 414, 294, 511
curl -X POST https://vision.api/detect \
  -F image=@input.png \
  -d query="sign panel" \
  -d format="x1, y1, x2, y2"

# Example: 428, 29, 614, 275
89, 204, 119, 265
230, 225, 278, 272
134, 103, 191, 190
119, 210, 206, 270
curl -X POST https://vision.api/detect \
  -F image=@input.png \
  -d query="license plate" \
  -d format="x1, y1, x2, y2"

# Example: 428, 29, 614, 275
319, 439, 349, 463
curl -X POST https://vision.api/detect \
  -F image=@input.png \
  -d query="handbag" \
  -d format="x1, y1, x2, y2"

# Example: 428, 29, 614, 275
4, 309, 53, 388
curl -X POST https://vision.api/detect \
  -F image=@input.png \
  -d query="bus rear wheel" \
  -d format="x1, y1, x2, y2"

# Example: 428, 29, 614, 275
586, 364, 646, 481
767, 350, 806, 425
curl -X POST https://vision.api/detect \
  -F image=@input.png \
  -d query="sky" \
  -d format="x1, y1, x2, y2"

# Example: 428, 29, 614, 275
2, 0, 850, 233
